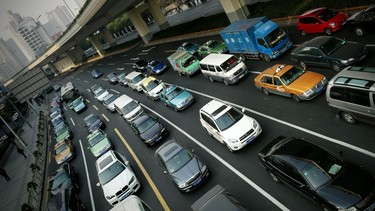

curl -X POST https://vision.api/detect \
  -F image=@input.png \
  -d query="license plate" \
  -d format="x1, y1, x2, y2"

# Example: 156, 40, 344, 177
316, 86, 322, 93
246, 136, 255, 144
193, 178, 202, 186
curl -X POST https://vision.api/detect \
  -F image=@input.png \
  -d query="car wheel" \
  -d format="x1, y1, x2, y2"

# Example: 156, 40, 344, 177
262, 88, 270, 96
300, 30, 307, 36
354, 27, 364, 36
163, 101, 168, 107
223, 80, 229, 86
320, 203, 332, 211
261, 53, 271, 62
208, 76, 214, 83
324, 28, 332, 35
268, 170, 281, 183
173, 106, 178, 112
331, 63, 341, 72
205, 129, 213, 137
225, 143, 234, 152
291, 94, 301, 103
298, 60, 307, 69
341, 112, 357, 124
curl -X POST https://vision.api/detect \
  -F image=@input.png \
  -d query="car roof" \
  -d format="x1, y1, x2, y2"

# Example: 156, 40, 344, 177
200, 100, 230, 118
304, 36, 331, 48
155, 140, 183, 161
142, 77, 157, 86
96, 150, 117, 172
259, 64, 294, 76
84, 113, 96, 121
125, 71, 142, 79
132, 114, 151, 126
200, 54, 234, 65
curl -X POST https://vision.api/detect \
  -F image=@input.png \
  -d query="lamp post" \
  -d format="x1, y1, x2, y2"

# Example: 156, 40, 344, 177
63, 0, 75, 17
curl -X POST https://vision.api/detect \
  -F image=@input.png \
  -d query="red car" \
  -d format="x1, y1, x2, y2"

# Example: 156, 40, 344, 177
297, 7, 348, 36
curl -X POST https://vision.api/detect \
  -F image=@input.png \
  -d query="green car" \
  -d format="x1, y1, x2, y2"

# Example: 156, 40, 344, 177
55, 124, 71, 143
197, 40, 228, 57
87, 130, 112, 157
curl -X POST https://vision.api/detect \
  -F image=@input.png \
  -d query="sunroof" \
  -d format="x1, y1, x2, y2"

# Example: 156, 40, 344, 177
212, 105, 227, 117
348, 66, 375, 73
334, 77, 373, 89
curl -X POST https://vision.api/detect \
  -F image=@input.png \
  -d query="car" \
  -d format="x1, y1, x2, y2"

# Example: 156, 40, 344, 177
177, 42, 201, 55
53, 84, 61, 92
55, 124, 71, 143
109, 195, 151, 211
297, 7, 348, 36
131, 114, 168, 147
117, 72, 127, 86
54, 139, 74, 165
50, 111, 63, 122
87, 129, 112, 157
199, 100, 262, 152
72, 98, 86, 113
95, 88, 110, 102
254, 64, 328, 102
95, 150, 141, 206
191, 184, 246, 211
346, 6, 375, 36
84, 114, 105, 133
51, 96, 62, 107
47, 188, 85, 211
155, 140, 209, 193
88, 84, 101, 94
197, 40, 228, 57
147, 60, 168, 75
51, 106, 63, 115
48, 163, 78, 195
102, 94, 118, 112
46, 86, 54, 94
159, 85, 194, 111
51, 116, 65, 129
132, 59, 148, 72
107, 72, 118, 84
140, 77, 164, 101
291, 36, 367, 72
125, 71, 146, 92
91, 69, 103, 79
259, 136, 375, 211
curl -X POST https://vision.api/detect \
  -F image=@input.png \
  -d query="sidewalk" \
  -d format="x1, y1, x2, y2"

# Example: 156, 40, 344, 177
0, 101, 45, 211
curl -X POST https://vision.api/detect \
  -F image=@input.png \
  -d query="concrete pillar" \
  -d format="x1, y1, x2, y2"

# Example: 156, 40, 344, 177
48, 62, 60, 75
66, 45, 84, 65
128, 7, 152, 44
220, 0, 249, 23
147, 0, 170, 30
88, 35, 105, 57
101, 27, 116, 46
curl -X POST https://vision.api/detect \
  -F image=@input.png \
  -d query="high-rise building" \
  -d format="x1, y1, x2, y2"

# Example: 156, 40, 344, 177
0, 38, 24, 84
6, 10, 52, 61
44, 5, 75, 42
6, 38, 29, 67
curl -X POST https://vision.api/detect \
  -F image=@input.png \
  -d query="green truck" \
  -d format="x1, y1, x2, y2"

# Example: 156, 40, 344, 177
167, 50, 200, 77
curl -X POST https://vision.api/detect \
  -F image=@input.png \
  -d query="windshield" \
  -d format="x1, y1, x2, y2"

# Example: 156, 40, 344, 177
55, 143, 68, 154
166, 87, 183, 101
220, 56, 239, 73
280, 66, 306, 85
320, 37, 345, 55
215, 107, 243, 131
95, 89, 106, 97
318, 8, 337, 21
52, 118, 64, 126
55, 126, 67, 136
138, 117, 157, 133
165, 149, 193, 173
133, 74, 145, 84
145, 81, 159, 91
85, 116, 97, 126
208, 40, 220, 48
264, 28, 287, 48
51, 172, 69, 190
99, 161, 125, 185
108, 73, 116, 79
121, 101, 139, 114
72, 99, 82, 106
136, 60, 147, 66
150, 61, 160, 67
182, 56, 197, 68
63, 90, 79, 103
88, 132, 105, 147
302, 163, 331, 189
118, 73, 126, 80
103, 95, 116, 106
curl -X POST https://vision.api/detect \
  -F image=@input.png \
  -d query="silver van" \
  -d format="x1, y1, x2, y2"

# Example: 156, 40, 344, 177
326, 66, 375, 124
199, 54, 247, 85
110, 195, 151, 211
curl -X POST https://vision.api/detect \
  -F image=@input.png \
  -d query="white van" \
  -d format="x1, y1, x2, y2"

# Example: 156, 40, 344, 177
125, 71, 146, 92
199, 54, 247, 85
113, 94, 144, 123
110, 195, 151, 211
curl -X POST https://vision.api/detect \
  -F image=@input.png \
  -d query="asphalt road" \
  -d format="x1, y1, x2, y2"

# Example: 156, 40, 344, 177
45, 24, 375, 211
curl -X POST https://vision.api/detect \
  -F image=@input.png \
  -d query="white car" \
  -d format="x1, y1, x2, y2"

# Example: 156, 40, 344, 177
95, 150, 141, 206
95, 88, 110, 102
102, 94, 118, 112
141, 77, 164, 101
199, 100, 262, 152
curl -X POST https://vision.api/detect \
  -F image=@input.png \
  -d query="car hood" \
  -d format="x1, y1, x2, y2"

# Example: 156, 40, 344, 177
98, 91, 109, 101
288, 71, 324, 91
170, 91, 191, 105
102, 168, 133, 197
88, 119, 102, 132
140, 122, 163, 141
107, 102, 115, 111
153, 63, 165, 71
220, 116, 254, 140
90, 138, 110, 156
51, 177, 72, 195
212, 43, 227, 52
170, 157, 203, 185
55, 147, 73, 164
317, 163, 374, 209
328, 12, 347, 23
149, 85, 164, 96
330, 41, 366, 60
56, 131, 70, 143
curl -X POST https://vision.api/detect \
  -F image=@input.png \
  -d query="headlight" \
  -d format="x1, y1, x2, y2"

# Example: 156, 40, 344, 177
341, 58, 355, 64
253, 120, 258, 129
322, 77, 327, 83
201, 165, 207, 172
129, 176, 135, 184
339, 207, 357, 211
178, 183, 188, 188
329, 22, 336, 27
106, 195, 115, 200
272, 50, 279, 55
303, 89, 314, 97
228, 138, 239, 143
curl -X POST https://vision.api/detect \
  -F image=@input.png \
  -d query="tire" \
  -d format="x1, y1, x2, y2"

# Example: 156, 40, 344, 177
268, 170, 280, 183
223, 80, 229, 86
163, 101, 168, 107
291, 94, 301, 103
261, 54, 271, 62
262, 88, 270, 96
354, 27, 364, 36
320, 203, 332, 211
205, 129, 213, 137
300, 30, 307, 36
173, 106, 178, 112
208, 76, 214, 83
331, 63, 341, 72
225, 142, 234, 152
299, 60, 307, 69
341, 112, 357, 124
324, 28, 332, 35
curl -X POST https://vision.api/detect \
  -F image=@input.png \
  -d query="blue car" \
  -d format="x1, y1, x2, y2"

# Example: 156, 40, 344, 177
177, 42, 201, 55
147, 60, 168, 75
160, 85, 194, 111
72, 98, 86, 113
91, 69, 103, 79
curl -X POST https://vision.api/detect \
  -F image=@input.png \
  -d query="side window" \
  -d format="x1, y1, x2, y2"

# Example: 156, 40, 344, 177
261, 76, 273, 84
309, 17, 320, 24
310, 49, 322, 57
257, 38, 266, 48
330, 87, 370, 107
268, 157, 288, 173
200, 64, 208, 71
274, 77, 282, 86
201, 113, 218, 130
299, 17, 307, 24
208, 65, 216, 72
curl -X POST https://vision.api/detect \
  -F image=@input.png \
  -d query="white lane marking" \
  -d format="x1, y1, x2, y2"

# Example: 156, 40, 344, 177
185, 87, 375, 158
85, 99, 90, 103
93, 105, 98, 110
70, 117, 75, 126
130, 57, 139, 61
165, 50, 176, 53
120, 54, 127, 57
84, 80, 89, 83
108, 63, 115, 65
138, 53, 148, 55
124, 63, 133, 65
366, 44, 375, 47
116, 67, 125, 71
110, 89, 120, 94
63, 106, 67, 111
79, 140, 96, 211
249, 71, 262, 74
102, 114, 109, 122
142, 46, 155, 52
141, 103, 289, 211
76, 78, 80, 80
97, 64, 102, 66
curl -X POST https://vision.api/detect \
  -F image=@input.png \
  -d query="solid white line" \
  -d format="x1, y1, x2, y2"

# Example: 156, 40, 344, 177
84, 80, 89, 83
141, 103, 290, 211
110, 89, 120, 94
130, 57, 139, 61
184, 87, 375, 158
142, 46, 155, 52
70, 117, 75, 126
79, 140, 96, 211
366, 44, 375, 47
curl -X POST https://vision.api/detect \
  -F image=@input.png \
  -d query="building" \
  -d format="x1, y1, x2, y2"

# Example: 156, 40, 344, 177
0, 38, 24, 84
44, 5, 75, 42
6, 38, 29, 67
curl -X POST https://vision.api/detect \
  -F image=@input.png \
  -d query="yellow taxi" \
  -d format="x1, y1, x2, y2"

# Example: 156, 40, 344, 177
140, 76, 164, 101
254, 64, 327, 102
54, 139, 74, 165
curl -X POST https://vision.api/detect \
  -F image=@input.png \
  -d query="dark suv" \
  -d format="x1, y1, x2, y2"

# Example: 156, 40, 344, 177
132, 59, 148, 72
347, 6, 375, 36
47, 189, 85, 211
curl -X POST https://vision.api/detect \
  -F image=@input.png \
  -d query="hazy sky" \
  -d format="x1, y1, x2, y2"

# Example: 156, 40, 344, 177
0, 0, 80, 40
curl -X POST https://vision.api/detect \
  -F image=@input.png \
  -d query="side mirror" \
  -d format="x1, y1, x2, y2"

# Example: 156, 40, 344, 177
87, 146, 90, 149
125, 161, 129, 166
241, 108, 245, 113
96, 183, 100, 187
163, 171, 168, 174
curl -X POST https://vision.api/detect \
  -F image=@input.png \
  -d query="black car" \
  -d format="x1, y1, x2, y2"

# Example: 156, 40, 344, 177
131, 114, 168, 146
84, 114, 104, 133
48, 163, 79, 196
291, 36, 367, 72
347, 6, 375, 36
47, 189, 85, 211
107, 72, 118, 84
132, 59, 148, 72
259, 136, 375, 211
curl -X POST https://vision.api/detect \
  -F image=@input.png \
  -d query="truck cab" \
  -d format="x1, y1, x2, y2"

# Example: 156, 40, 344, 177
167, 50, 200, 77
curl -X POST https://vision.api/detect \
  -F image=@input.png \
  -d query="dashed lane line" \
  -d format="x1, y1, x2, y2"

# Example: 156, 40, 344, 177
102, 114, 109, 122
70, 117, 75, 126
110, 89, 120, 94
93, 105, 98, 110
85, 99, 90, 103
